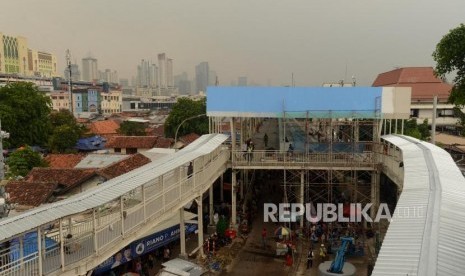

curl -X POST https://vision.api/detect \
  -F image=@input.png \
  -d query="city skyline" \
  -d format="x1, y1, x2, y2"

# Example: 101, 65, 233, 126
1, 0, 465, 86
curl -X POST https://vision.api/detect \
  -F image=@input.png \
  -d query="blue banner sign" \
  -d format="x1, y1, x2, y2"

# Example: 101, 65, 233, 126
94, 223, 197, 274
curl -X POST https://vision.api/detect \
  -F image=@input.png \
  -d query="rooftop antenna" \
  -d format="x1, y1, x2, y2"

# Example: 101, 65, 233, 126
291, 73, 295, 87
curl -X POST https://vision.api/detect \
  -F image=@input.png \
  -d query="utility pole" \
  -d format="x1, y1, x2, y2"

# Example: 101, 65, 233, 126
432, 95, 437, 144
66, 49, 73, 115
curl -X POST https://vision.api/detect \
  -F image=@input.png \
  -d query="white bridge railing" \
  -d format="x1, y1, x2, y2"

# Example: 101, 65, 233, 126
232, 149, 377, 169
0, 145, 229, 276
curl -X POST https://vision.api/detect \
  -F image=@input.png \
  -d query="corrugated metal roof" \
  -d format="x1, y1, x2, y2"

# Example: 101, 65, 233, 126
0, 134, 228, 242
374, 135, 465, 276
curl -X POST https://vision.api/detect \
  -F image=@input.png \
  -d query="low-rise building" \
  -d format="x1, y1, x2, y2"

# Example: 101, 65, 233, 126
89, 120, 120, 140
100, 90, 122, 115
5, 153, 151, 209
105, 136, 159, 154
73, 87, 102, 117
48, 91, 70, 111
373, 67, 455, 127
44, 154, 86, 168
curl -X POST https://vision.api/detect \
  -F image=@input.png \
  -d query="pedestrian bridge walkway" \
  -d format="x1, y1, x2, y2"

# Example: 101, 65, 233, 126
0, 134, 230, 276
374, 135, 465, 276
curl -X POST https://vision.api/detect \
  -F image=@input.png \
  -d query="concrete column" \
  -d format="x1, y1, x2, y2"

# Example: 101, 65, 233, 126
300, 170, 305, 229
37, 227, 43, 275
59, 219, 65, 271
230, 117, 236, 153
197, 196, 204, 256
209, 185, 214, 225
120, 197, 125, 237
68, 217, 72, 235
231, 171, 237, 228
395, 119, 398, 134
93, 209, 98, 255
19, 235, 24, 269
180, 208, 187, 257
401, 119, 404, 135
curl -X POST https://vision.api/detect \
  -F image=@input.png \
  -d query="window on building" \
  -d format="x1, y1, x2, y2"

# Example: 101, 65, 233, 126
438, 109, 454, 117
410, 109, 419, 118
114, 148, 121, 153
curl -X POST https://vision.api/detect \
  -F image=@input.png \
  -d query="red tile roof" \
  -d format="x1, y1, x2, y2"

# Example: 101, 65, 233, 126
6, 181, 57, 207
105, 136, 158, 149
90, 120, 120, 135
180, 133, 200, 145
372, 67, 452, 101
145, 126, 164, 136
77, 118, 90, 124
44, 154, 86, 169
155, 137, 174, 148
98, 153, 151, 180
25, 168, 97, 192
150, 125, 165, 136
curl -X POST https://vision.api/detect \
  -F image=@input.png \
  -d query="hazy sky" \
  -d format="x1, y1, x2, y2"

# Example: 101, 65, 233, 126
1, 0, 464, 86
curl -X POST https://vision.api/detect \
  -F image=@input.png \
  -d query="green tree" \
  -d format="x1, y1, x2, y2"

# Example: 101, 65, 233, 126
433, 24, 465, 132
402, 119, 430, 140
117, 121, 146, 136
0, 82, 52, 148
418, 119, 430, 141
48, 125, 81, 153
49, 109, 77, 129
48, 110, 86, 153
6, 146, 48, 178
164, 98, 208, 138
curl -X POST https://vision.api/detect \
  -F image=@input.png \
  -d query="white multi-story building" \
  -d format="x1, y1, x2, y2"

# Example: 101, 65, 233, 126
48, 91, 70, 111
100, 90, 122, 115
64, 64, 81, 82
136, 59, 158, 87
167, 58, 173, 87
82, 57, 98, 82
195, 62, 209, 93
158, 53, 166, 89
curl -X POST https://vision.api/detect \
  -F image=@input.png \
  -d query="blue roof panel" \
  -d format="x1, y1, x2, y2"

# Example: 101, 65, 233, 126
207, 86, 383, 118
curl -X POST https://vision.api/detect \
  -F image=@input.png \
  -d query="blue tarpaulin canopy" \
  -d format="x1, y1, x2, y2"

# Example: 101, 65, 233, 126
9, 232, 58, 262
75, 135, 106, 151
